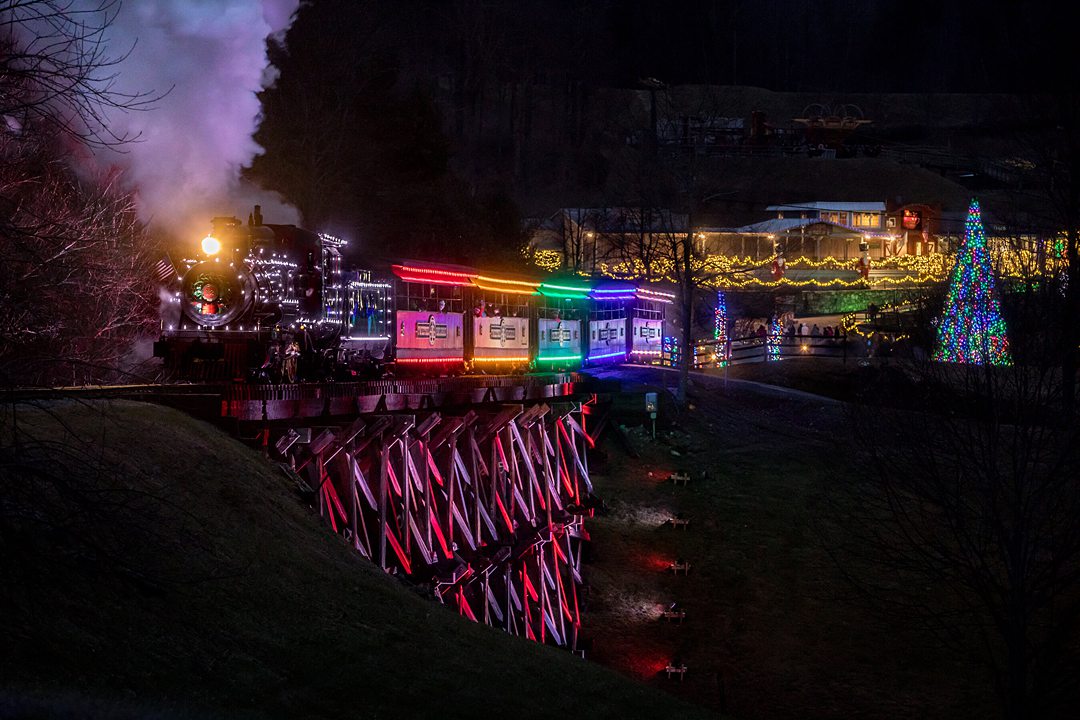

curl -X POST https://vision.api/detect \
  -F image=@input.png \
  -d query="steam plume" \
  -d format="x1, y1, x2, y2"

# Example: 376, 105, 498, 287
96, 0, 300, 236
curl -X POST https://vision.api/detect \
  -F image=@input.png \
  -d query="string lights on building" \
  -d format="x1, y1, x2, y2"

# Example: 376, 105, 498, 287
533, 240, 1063, 291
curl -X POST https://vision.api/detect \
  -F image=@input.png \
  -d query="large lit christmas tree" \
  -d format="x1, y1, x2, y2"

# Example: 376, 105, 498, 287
933, 199, 1011, 365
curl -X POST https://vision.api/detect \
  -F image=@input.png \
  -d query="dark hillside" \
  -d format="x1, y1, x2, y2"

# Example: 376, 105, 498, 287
0, 400, 714, 720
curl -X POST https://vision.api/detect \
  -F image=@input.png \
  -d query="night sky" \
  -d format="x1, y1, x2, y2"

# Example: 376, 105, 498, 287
622, 0, 1069, 93
389, 0, 1070, 93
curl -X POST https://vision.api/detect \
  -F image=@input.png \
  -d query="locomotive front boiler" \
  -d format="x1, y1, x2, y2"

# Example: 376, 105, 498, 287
156, 206, 353, 381
180, 260, 256, 329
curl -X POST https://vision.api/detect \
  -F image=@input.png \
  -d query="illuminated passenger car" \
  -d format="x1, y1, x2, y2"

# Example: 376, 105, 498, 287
468, 272, 538, 369
586, 280, 635, 365
390, 262, 472, 369
630, 286, 674, 362
535, 278, 591, 369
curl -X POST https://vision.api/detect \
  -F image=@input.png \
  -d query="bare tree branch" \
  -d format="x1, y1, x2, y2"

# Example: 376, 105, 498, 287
0, 0, 162, 149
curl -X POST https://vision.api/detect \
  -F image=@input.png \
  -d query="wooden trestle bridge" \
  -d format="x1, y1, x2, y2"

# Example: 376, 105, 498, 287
278, 399, 599, 651
12, 372, 605, 651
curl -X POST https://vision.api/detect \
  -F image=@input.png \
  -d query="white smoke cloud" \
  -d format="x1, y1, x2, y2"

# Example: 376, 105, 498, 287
94, 0, 301, 238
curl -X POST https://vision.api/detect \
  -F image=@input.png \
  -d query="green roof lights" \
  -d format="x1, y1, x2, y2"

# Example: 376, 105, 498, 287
539, 281, 592, 299
536, 353, 582, 363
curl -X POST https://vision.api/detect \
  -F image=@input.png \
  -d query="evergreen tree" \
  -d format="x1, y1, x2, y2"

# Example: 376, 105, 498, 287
934, 199, 1011, 365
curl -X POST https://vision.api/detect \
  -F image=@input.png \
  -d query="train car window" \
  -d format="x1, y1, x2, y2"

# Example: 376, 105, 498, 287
536, 295, 582, 320
471, 290, 530, 318
633, 298, 663, 320
347, 275, 393, 339
589, 298, 628, 322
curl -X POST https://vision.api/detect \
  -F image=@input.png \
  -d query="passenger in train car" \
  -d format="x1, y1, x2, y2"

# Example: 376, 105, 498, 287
283, 340, 300, 383
258, 341, 282, 383
365, 295, 376, 336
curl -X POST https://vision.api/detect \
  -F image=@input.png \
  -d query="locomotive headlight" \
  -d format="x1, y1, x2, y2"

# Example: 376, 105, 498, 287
201, 234, 222, 256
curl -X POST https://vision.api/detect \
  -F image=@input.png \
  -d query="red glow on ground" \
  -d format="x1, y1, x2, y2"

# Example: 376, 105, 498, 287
625, 652, 673, 679
633, 549, 673, 572
646, 468, 674, 482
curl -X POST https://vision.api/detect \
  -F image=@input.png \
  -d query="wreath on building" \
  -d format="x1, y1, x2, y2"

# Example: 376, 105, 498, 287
190, 273, 232, 316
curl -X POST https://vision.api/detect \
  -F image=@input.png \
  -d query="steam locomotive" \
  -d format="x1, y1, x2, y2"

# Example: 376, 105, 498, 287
155, 207, 672, 381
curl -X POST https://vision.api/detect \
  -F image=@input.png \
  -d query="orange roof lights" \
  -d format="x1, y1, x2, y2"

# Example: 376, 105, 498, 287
393, 263, 542, 294
472, 273, 541, 296
392, 263, 477, 286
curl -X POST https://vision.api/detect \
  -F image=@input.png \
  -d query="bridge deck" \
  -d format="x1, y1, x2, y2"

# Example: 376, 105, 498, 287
8, 373, 583, 421
222, 373, 580, 420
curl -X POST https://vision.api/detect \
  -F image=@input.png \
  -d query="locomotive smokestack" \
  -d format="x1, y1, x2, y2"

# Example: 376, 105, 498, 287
253, 204, 263, 226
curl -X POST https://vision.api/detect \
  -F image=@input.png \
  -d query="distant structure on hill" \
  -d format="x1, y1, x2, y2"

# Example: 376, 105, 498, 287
529, 200, 956, 273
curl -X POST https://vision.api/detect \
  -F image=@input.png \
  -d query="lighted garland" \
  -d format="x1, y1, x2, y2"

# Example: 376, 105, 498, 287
841, 307, 911, 343
558, 255, 939, 289
188, 272, 233, 316
933, 199, 1011, 366
530, 240, 1062, 290
531, 249, 563, 273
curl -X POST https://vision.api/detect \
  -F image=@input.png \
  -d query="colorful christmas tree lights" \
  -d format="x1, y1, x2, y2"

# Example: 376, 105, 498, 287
933, 199, 1011, 366
767, 316, 782, 362
713, 290, 728, 364
713, 291, 727, 342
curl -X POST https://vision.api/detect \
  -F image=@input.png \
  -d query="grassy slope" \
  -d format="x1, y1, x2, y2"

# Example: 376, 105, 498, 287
583, 368, 990, 719
0, 400, 715, 720
715, 357, 869, 402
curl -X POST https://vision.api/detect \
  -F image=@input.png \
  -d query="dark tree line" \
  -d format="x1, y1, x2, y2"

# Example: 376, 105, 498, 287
246, 0, 527, 266
246, 0, 1074, 258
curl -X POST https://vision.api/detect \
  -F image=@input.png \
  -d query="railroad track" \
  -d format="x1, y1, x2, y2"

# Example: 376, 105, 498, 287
6, 372, 590, 421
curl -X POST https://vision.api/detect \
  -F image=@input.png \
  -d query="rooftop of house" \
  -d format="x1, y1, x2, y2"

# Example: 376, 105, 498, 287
702, 217, 894, 237
766, 201, 887, 214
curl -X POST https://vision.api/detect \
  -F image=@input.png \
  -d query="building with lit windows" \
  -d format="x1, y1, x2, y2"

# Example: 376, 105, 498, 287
693, 200, 954, 262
